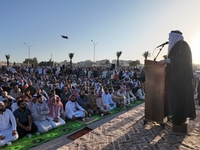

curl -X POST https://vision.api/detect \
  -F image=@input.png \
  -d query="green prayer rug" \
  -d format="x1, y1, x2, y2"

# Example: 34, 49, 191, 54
1, 100, 144, 150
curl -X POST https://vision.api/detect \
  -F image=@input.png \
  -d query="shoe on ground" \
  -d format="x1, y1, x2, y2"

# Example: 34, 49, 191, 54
27, 134, 32, 138
35, 132, 40, 135
6, 142, 12, 146
85, 117, 90, 121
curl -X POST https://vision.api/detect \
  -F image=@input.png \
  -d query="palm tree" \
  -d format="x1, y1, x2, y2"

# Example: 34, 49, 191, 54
116, 51, 122, 68
68, 53, 74, 67
142, 51, 151, 60
5, 54, 10, 67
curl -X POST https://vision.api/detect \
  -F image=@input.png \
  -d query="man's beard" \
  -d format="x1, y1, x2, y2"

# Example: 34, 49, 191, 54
80, 95, 84, 98
52, 102, 57, 106
20, 106, 26, 110
0, 108, 6, 112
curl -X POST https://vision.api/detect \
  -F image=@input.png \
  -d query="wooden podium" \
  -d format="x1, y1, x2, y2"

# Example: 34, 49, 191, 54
144, 60, 168, 125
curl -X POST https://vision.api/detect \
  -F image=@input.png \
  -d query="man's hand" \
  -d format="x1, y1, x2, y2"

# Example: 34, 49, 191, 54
12, 130, 18, 136
53, 118, 59, 123
44, 108, 48, 111
0, 135, 5, 140
25, 126, 31, 131
163, 55, 167, 60
158, 60, 167, 67
84, 110, 88, 116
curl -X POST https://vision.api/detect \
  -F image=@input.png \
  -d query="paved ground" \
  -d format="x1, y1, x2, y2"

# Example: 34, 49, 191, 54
31, 100, 200, 150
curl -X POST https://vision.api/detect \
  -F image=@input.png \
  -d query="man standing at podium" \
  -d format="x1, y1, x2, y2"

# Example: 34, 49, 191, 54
158, 30, 196, 126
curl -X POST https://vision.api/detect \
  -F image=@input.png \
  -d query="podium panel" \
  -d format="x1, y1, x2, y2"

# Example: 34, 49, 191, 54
144, 60, 167, 123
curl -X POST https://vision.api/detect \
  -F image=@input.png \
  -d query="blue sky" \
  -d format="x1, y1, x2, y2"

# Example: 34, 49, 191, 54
1, 1, 200, 64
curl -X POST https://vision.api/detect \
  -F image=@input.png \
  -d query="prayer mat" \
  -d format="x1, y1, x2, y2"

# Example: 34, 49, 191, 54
1, 121, 85, 150
67, 127, 93, 140
75, 117, 98, 124
1, 100, 144, 150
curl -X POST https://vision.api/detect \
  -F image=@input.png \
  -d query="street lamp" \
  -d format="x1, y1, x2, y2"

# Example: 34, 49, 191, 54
24, 43, 33, 67
91, 40, 98, 65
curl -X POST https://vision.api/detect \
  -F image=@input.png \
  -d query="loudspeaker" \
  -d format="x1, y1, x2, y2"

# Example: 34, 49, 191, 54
111, 64, 115, 69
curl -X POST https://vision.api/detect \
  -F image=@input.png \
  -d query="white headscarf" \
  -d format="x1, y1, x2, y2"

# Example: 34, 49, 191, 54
168, 30, 184, 54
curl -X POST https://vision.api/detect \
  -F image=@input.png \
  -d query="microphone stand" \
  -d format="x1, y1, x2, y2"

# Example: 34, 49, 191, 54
154, 45, 164, 61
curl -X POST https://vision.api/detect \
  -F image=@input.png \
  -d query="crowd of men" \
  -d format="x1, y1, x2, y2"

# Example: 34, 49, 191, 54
0, 65, 145, 146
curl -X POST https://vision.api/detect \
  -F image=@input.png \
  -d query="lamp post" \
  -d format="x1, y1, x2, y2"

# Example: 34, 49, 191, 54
24, 43, 33, 67
91, 40, 98, 66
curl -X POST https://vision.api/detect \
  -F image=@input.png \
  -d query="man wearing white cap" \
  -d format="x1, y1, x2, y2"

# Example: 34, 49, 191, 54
158, 30, 196, 126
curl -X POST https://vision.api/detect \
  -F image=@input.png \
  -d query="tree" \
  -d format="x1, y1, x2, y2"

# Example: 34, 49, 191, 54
129, 60, 140, 67
142, 51, 151, 60
23, 57, 38, 67
105, 59, 110, 65
116, 51, 122, 68
5, 54, 10, 67
68, 53, 74, 67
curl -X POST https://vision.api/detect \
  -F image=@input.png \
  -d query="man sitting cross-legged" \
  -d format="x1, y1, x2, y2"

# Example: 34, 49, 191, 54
102, 88, 116, 110
13, 100, 38, 138
96, 90, 110, 116
47, 95, 66, 128
0, 101, 18, 147
65, 94, 88, 121
87, 88, 99, 115
31, 94, 53, 133
76, 89, 94, 115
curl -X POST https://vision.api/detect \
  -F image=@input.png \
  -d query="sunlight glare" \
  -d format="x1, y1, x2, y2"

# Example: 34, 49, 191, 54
191, 31, 200, 64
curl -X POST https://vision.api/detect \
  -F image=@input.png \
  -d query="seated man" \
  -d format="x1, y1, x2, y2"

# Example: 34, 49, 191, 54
13, 100, 38, 138
0, 101, 18, 147
65, 94, 88, 121
96, 91, 110, 115
125, 86, 137, 104
31, 95, 53, 133
136, 85, 145, 100
112, 88, 124, 107
102, 88, 116, 110
117, 87, 128, 106
60, 86, 70, 111
27, 96, 37, 112
47, 95, 66, 128
9, 84, 21, 99
32, 88, 47, 102
0, 91, 15, 109
76, 89, 93, 115
87, 88, 99, 115
11, 97, 22, 113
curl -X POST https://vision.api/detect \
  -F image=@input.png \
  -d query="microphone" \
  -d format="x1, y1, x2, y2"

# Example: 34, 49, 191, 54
156, 41, 169, 48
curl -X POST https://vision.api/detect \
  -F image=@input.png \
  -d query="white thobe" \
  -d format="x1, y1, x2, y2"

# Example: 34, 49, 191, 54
32, 102, 52, 133
102, 93, 116, 110
65, 101, 85, 119
136, 89, 145, 100
46, 106, 66, 128
11, 102, 18, 113
0, 109, 18, 146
